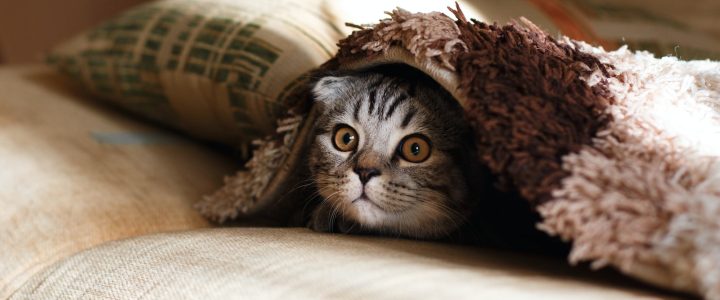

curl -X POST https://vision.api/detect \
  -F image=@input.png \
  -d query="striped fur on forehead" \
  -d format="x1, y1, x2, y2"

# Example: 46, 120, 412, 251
312, 65, 466, 147
354, 76, 412, 123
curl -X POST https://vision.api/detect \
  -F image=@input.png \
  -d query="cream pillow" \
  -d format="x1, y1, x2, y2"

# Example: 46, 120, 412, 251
47, 0, 345, 145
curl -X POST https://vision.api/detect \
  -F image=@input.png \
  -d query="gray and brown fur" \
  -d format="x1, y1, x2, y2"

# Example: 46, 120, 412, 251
308, 65, 476, 239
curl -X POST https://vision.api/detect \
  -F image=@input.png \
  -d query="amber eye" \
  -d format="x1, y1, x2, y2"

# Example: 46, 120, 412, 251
332, 124, 359, 152
398, 134, 432, 163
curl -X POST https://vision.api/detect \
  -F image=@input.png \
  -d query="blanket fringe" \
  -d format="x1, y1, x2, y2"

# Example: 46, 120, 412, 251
194, 114, 304, 223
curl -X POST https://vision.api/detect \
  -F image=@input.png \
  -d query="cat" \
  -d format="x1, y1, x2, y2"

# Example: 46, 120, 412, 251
306, 65, 478, 239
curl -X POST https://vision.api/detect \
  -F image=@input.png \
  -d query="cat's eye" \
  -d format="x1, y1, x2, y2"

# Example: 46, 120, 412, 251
398, 134, 431, 163
332, 124, 359, 152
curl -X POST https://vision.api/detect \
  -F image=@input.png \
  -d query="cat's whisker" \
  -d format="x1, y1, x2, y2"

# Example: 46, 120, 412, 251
408, 190, 468, 236
299, 182, 332, 202
322, 189, 344, 231
424, 202, 467, 236
376, 186, 468, 237
298, 174, 350, 224
288, 179, 322, 192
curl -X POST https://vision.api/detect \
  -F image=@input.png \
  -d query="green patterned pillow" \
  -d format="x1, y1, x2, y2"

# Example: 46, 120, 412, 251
48, 0, 345, 144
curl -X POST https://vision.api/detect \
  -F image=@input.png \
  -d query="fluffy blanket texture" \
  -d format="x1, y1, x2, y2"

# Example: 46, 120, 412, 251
196, 5, 720, 299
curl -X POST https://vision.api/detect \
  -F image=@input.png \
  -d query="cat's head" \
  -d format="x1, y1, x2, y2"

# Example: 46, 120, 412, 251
308, 67, 475, 238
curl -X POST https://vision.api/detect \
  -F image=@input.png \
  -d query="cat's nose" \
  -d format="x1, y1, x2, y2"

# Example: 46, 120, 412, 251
353, 167, 381, 184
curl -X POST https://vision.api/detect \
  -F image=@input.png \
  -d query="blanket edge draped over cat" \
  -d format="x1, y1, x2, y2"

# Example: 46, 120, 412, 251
196, 4, 720, 298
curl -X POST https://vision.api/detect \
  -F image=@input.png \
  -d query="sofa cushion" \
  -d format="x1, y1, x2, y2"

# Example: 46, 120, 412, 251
47, 0, 346, 145
0, 65, 233, 298
10, 228, 675, 299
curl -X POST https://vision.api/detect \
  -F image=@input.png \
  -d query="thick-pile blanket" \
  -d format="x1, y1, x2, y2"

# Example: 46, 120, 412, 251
194, 5, 720, 299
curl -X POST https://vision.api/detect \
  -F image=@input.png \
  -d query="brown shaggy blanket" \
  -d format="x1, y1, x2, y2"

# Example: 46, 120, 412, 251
197, 5, 720, 299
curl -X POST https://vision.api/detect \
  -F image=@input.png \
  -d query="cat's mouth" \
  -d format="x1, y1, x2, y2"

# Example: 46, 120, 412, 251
351, 193, 386, 212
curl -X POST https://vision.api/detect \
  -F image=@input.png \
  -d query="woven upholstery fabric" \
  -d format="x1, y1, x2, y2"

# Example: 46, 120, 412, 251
11, 228, 674, 300
0, 65, 233, 298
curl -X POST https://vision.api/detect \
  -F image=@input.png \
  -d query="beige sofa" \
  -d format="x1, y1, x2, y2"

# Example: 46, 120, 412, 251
1, 65, 682, 299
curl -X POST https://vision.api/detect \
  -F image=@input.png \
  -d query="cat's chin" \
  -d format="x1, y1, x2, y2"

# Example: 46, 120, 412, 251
348, 197, 387, 225
347, 199, 456, 239
309, 199, 457, 239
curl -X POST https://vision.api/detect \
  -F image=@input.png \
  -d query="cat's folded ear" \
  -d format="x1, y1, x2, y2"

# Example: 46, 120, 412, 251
312, 76, 348, 107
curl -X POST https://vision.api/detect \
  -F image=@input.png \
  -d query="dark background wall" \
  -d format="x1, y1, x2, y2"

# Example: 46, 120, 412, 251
0, 0, 148, 64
